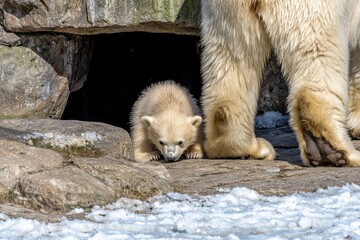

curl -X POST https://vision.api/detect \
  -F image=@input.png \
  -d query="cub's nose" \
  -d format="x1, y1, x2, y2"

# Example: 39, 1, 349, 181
166, 156, 176, 162
166, 151, 176, 162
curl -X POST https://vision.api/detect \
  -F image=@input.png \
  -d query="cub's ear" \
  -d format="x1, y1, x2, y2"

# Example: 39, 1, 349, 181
141, 116, 155, 127
190, 116, 202, 127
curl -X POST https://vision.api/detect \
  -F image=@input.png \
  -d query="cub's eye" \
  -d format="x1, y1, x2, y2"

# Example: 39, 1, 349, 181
159, 140, 164, 145
177, 140, 184, 146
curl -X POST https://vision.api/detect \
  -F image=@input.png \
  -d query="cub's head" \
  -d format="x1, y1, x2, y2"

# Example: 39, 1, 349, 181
141, 114, 202, 162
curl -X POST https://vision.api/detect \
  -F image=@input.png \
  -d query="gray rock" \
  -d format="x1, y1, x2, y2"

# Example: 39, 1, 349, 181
164, 158, 360, 196
0, 34, 92, 119
19, 34, 93, 92
0, 139, 63, 192
74, 157, 173, 200
0, 119, 173, 213
163, 127, 360, 196
0, 44, 68, 119
0, 203, 67, 222
18, 166, 116, 211
0, 25, 21, 46
2, 0, 199, 35
0, 118, 134, 160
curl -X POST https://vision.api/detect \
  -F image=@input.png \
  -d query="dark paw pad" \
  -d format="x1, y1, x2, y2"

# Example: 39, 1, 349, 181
303, 131, 347, 167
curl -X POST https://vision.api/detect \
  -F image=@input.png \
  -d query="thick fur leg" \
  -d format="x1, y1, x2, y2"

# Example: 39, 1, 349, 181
131, 124, 158, 163
292, 91, 355, 166
200, 1, 275, 160
260, 1, 360, 166
348, 47, 360, 139
185, 143, 203, 159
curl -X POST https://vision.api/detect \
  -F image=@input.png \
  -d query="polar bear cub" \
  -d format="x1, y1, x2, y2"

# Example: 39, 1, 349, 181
130, 81, 203, 162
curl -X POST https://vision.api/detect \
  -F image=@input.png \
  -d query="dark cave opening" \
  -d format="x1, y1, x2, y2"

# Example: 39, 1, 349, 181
61, 32, 202, 132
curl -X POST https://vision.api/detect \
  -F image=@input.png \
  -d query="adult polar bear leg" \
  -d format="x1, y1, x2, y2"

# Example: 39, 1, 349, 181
200, 1, 275, 160
259, 1, 360, 166
348, 47, 360, 139
347, 1, 360, 140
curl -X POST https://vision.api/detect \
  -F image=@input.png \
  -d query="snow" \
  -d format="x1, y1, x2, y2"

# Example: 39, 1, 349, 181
21, 131, 103, 148
1, 184, 360, 239
255, 111, 289, 129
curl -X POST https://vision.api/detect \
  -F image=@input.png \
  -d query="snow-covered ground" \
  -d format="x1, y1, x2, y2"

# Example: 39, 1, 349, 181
1, 184, 360, 239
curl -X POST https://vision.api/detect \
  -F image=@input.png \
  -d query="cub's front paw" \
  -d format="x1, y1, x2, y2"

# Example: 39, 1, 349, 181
149, 151, 161, 161
134, 151, 161, 163
185, 144, 203, 159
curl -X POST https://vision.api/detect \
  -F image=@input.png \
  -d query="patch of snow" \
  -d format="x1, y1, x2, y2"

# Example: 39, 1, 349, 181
0, 184, 360, 239
255, 111, 289, 129
21, 131, 103, 148
67, 208, 85, 215
265, 167, 281, 173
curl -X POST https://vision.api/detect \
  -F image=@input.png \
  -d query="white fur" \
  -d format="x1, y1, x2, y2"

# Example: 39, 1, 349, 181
130, 81, 203, 162
200, 0, 360, 166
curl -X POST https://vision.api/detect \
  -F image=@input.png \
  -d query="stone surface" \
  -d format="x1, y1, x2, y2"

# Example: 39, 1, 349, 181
0, 34, 92, 119
0, 139, 63, 192
0, 119, 173, 213
18, 166, 116, 211
2, 0, 200, 35
19, 34, 93, 92
0, 25, 20, 46
164, 126, 360, 196
73, 157, 173, 200
0, 118, 134, 160
164, 158, 360, 196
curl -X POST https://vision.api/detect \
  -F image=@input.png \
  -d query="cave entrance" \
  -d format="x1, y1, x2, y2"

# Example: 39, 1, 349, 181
61, 32, 202, 132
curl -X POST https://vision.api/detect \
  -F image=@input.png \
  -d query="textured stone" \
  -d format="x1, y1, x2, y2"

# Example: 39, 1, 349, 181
19, 34, 93, 92
2, 0, 200, 35
0, 119, 175, 213
0, 25, 20, 46
0, 44, 68, 119
0, 139, 63, 191
0, 34, 92, 119
164, 127, 360, 196
74, 157, 173, 200
0, 118, 134, 160
18, 166, 116, 211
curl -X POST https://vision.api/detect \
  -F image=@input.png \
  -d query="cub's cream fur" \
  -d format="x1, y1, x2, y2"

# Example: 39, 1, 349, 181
130, 81, 203, 162
201, 0, 360, 166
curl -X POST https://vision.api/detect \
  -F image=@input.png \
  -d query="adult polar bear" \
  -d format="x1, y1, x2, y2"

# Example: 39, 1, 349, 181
200, 1, 360, 166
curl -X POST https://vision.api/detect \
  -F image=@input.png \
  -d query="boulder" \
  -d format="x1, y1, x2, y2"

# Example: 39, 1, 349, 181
18, 166, 116, 211
0, 119, 173, 213
2, 0, 200, 35
0, 33, 92, 119
0, 139, 63, 192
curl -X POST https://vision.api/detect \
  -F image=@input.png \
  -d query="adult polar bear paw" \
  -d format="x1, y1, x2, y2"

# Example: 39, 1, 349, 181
200, 0, 360, 166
